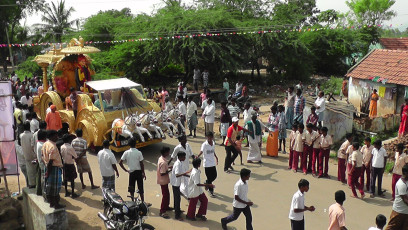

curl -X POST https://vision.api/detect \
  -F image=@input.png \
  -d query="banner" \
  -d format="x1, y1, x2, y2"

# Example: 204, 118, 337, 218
0, 142, 18, 176
0, 81, 18, 175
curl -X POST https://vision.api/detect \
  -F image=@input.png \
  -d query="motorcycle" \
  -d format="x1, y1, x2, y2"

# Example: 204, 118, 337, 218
98, 188, 154, 230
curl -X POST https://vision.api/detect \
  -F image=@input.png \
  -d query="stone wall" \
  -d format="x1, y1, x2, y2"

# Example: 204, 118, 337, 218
22, 188, 68, 230
353, 114, 401, 133
303, 106, 353, 143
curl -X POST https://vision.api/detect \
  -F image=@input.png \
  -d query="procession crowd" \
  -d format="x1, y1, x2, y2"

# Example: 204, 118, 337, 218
4, 71, 408, 230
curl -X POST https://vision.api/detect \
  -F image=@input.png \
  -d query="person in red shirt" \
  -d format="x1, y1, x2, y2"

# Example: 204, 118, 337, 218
45, 105, 62, 131
224, 117, 251, 173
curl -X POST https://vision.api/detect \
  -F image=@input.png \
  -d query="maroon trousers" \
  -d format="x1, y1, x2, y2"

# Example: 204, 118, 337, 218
359, 164, 371, 191
187, 193, 208, 219
347, 163, 352, 186
392, 173, 402, 199
312, 148, 320, 174
288, 150, 293, 169
338, 158, 346, 182
350, 167, 364, 197
304, 145, 313, 172
319, 149, 330, 176
160, 184, 170, 214
292, 151, 302, 171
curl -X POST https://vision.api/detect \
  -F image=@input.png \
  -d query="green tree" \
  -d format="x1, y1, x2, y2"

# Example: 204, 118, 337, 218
34, 0, 78, 43
0, 0, 44, 71
346, 0, 396, 26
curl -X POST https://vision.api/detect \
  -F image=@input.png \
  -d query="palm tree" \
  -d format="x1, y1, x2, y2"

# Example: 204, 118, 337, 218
34, 0, 78, 43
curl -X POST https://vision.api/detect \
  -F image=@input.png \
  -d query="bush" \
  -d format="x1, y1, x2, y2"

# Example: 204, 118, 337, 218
322, 76, 342, 95
15, 56, 42, 79
159, 64, 184, 77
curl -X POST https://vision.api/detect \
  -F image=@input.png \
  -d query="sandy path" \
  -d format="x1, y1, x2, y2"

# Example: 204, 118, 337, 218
4, 129, 394, 230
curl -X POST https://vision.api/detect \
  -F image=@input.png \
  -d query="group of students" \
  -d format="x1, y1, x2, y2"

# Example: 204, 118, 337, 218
288, 123, 333, 178
96, 132, 254, 230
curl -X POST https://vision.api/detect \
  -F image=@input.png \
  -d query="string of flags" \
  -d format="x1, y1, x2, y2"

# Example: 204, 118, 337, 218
0, 24, 398, 48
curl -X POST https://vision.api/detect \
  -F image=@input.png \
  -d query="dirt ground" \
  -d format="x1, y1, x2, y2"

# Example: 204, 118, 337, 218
3, 126, 394, 230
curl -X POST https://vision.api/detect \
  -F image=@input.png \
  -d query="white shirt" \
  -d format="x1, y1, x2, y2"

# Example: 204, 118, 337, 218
121, 148, 144, 172
203, 104, 215, 123
371, 147, 387, 168
30, 119, 39, 133
228, 104, 240, 118
233, 179, 249, 208
98, 148, 117, 177
289, 190, 305, 221
201, 140, 216, 167
314, 97, 325, 114
187, 101, 197, 117
46, 107, 51, 116
368, 228, 381, 230
193, 69, 201, 80
15, 141, 25, 166
188, 168, 203, 198
393, 178, 408, 214
201, 99, 215, 110
170, 159, 186, 187
178, 101, 187, 116
20, 96, 33, 107
36, 141, 45, 163
243, 108, 254, 124
171, 143, 193, 170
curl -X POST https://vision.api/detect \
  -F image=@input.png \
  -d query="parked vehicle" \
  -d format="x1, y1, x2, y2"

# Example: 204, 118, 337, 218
98, 188, 154, 230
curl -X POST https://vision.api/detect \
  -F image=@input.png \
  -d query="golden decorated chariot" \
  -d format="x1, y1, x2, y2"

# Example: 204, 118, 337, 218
33, 37, 162, 152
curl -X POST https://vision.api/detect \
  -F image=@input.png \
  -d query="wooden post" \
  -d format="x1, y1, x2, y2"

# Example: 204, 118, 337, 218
0, 150, 10, 197
40, 64, 49, 92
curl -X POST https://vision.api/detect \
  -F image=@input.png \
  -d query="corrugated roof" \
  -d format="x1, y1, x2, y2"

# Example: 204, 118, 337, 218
379, 37, 408, 50
345, 49, 408, 86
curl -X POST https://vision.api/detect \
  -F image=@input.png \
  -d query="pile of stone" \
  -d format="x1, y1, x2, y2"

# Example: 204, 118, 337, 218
383, 137, 408, 160
0, 197, 23, 230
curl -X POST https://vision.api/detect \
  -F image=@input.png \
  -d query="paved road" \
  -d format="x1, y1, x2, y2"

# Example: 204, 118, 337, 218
8, 135, 393, 229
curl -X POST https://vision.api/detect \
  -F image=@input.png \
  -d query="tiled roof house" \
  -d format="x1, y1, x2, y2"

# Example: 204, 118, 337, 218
345, 49, 408, 116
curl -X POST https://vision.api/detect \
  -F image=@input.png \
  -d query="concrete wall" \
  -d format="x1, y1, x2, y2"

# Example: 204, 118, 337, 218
23, 188, 68, 230
353, 114, 401, 133
303, 105, 353, 143
348, 77, 397, 116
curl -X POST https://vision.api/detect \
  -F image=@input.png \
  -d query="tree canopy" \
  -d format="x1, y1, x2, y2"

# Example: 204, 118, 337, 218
1, 0, 401, 83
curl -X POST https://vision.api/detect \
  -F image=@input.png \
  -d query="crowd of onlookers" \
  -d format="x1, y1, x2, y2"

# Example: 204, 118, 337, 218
4, 70, 407, 230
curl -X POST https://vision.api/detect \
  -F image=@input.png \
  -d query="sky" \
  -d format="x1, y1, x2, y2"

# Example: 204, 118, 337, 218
20, 0, 408, 30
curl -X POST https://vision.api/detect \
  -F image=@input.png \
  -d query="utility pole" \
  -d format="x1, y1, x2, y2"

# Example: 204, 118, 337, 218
5, 24, 15, 72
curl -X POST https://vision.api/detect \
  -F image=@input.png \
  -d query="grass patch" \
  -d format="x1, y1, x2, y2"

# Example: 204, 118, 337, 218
322, 76, 342, 95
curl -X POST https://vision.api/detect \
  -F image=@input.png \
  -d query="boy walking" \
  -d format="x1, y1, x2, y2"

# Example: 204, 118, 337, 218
328, 190, 347, 230
349, 142, 365, 199
289, 179, 315, 230
157, 147, 173, 219
221, 168, 253, 230
119, 138, 148, 203
197, 132, 218, 197
170, 152, 190, 221
370, 140, 387, 198
386, 164, 408, 229
186, 158, 214, 221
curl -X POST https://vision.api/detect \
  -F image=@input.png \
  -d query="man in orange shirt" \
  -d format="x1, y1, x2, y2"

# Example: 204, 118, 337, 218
45, 105, 62, 131
328, 190, 347, 230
